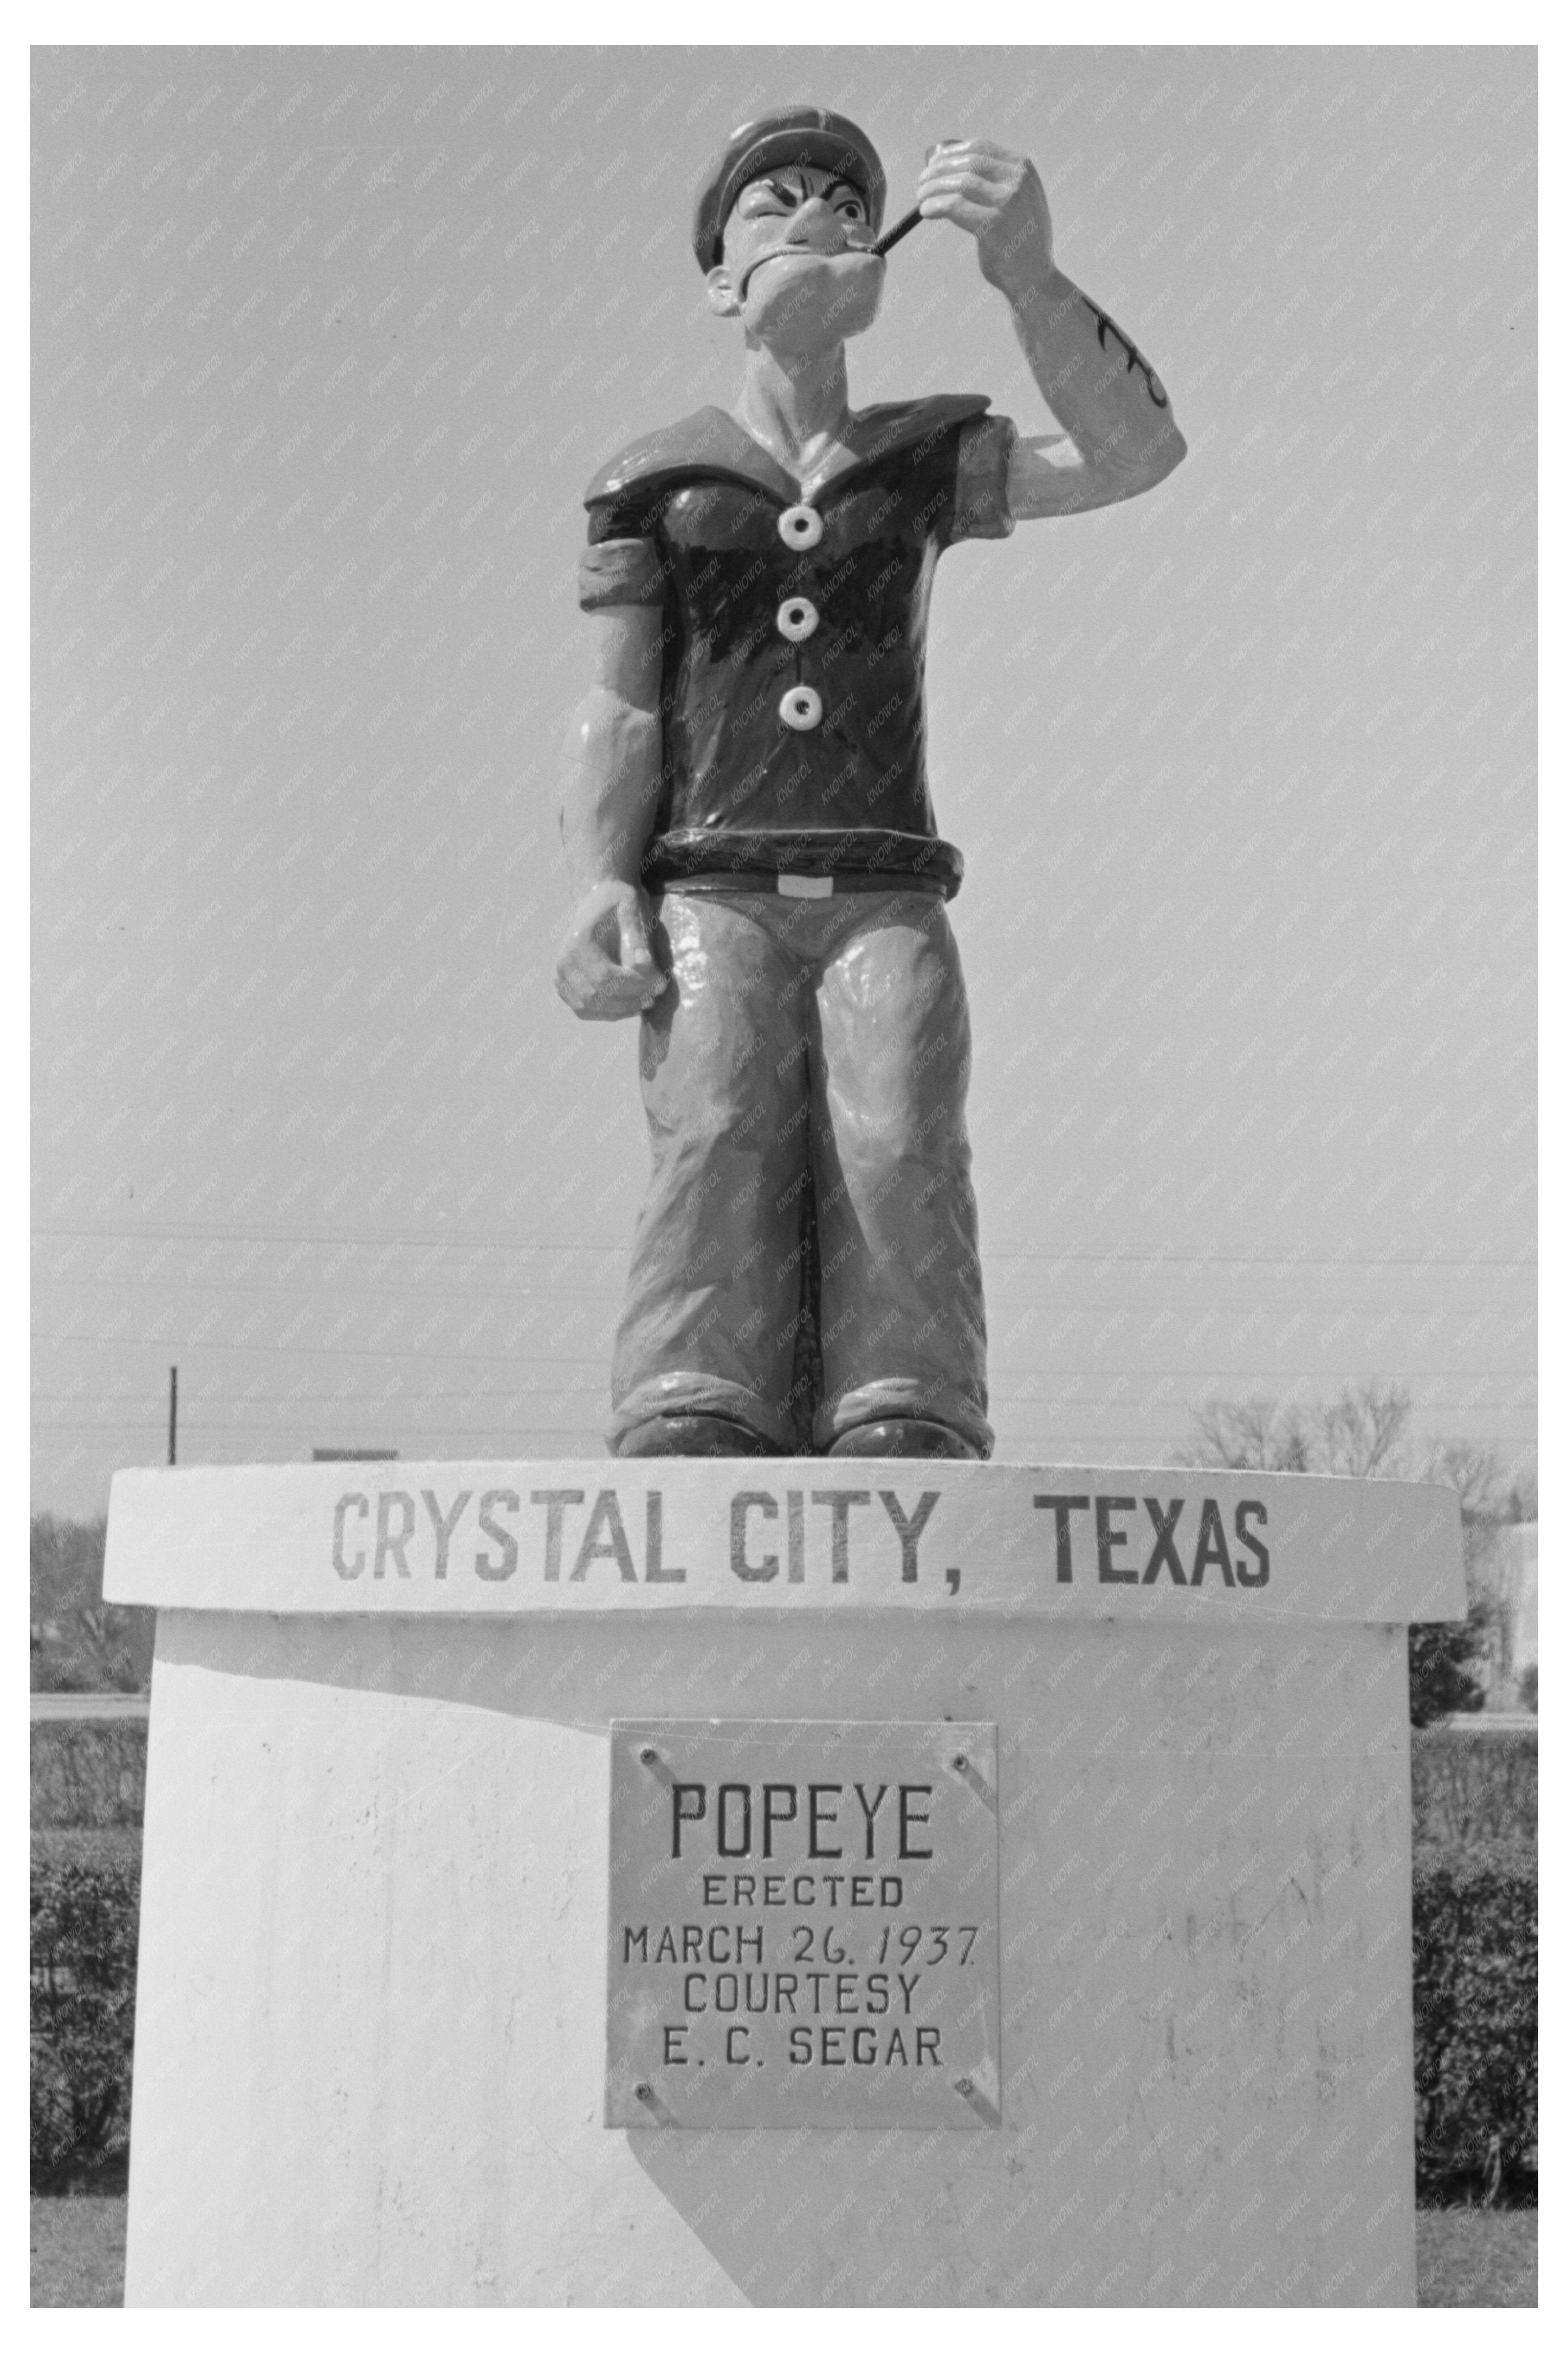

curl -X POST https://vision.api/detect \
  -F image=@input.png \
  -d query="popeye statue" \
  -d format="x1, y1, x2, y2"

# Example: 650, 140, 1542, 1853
557, 109, 1185, 1461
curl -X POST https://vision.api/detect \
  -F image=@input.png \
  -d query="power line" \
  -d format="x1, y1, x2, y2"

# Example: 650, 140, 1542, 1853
31, 1277, 1538, 1315
33, 1395, 1538, 1432
35, 1276, 624, 1300
33, 1422, 609, 1437
29, 1344, 1538, 1387
32, 1224, 633, 1252
32, 1223, 1537, 1269
32, 1369, 1539, 1402
32, 1333, 606, 1364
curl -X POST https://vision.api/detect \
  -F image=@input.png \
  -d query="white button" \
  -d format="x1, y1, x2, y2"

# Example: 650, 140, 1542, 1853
779, 685, 823, 732
777, 504, 823, 549
776, 595, 819, 643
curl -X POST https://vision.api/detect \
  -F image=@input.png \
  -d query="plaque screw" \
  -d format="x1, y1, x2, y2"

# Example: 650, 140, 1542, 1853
634, 2082, 653, 2102
953, 1754, 968, 1772
639, 1747, 658, 1765
954, 2077, 973, 2096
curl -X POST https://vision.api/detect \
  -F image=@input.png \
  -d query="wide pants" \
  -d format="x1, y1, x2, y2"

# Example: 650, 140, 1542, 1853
610, 888, 992, 1455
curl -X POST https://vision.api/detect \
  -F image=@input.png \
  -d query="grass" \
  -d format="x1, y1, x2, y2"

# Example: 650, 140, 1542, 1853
30, 2193, 128, 2308
31, 1825, 143, 1869
1415, 2210, 1538, 2308
31, 2196, 1538, 2307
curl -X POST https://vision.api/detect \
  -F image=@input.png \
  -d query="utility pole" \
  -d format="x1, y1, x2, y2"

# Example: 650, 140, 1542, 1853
168, 1365, 178, 1467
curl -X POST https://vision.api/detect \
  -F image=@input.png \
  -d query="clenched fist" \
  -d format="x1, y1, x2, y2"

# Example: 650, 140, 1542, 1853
914, 138, 1054, 302
555, 879, 669, 1021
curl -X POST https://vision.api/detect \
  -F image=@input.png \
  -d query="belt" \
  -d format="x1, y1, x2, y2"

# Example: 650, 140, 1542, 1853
656, 871, 946, 900
643, 827, 964, 902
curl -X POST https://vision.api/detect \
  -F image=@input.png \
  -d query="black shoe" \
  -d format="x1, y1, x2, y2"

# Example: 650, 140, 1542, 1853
826, 1418, 983, 1460
613, 1414, 780, 1459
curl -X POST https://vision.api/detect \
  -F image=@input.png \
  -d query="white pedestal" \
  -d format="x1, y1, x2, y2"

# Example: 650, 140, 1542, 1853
106, 1458, 1462, 2307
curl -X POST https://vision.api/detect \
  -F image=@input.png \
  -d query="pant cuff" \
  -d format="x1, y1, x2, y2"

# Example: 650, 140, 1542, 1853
610, 1372, 799, 1454
817, 1380, 994, 1458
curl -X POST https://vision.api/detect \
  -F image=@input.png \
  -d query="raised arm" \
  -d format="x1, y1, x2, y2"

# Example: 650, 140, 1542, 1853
554, 603, 669, 1020
915, 138, 1187, 518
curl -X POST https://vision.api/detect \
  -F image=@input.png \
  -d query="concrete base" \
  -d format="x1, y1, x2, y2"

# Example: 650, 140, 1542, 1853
125, 1602, 1419, 2304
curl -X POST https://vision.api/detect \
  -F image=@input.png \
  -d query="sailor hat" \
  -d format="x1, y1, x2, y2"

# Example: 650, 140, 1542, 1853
691, 105, 887, 272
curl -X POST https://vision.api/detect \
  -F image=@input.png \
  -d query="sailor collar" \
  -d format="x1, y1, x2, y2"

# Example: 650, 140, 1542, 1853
584, 394, 992, 513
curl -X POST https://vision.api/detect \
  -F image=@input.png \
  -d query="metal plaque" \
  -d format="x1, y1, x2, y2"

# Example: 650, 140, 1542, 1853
605, 1718, 1000, 2128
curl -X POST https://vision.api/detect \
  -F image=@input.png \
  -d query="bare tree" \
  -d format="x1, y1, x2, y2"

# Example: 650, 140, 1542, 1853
1181, 1394, 1313, 1473
1181, 1379, 1522, 1535
30, 1513, 152, 1694
1181, 1380, 1506, 1508
1319, 1381, 1414, 1477
1178, 1381, 1416, 1480
1421, 1438, 1505, 1522
1178, 1381, 1499, 1726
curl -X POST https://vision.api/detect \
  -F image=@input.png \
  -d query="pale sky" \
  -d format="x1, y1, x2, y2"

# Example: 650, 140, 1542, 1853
32, 44, 1536, 1517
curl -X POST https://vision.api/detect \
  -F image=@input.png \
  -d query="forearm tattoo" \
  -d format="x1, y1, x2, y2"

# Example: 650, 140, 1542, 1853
1082, 296, 1168, 409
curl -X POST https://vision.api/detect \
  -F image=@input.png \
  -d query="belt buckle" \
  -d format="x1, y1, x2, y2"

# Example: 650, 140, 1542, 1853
777, 874, 833, 900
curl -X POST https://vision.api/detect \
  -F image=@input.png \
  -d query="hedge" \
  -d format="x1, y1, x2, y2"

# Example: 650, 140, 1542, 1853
1413, 1839, 1538, 2205
1408, 1614, 1489, 1727
1411, 1726, 1537, 1849
29, 1825, 1537, 2204
30, 1831, 141, 2187
31, 1716, 148, 1829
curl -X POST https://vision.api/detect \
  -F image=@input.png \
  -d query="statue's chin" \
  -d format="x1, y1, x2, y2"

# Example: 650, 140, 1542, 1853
746, 253, 882, 347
